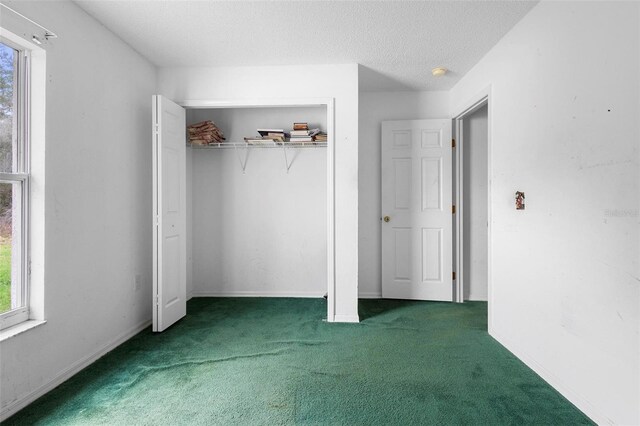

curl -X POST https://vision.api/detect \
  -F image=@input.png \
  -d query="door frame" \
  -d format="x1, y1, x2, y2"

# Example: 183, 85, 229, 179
177, 98, 337, 322
452, 86, 492, 330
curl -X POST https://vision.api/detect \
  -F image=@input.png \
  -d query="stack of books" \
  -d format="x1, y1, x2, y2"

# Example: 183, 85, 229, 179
289, 123, 313, 143
188, 121, 225, 145
244, 123, 327, 144
314, 132, 328, 142
242, 128, 286, 144
257, 128, 286, 142
243, 137, 272, 145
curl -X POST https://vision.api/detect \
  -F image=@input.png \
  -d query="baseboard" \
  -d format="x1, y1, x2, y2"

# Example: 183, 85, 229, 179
0, 319, 151, 422
490, 330, 610, 425
194, 293, 359, 323
465, 296, 488, 302
358, 292, 382, 299
194, 291, 384, 300
332, 314, 360, 323
192, 291, 326, 298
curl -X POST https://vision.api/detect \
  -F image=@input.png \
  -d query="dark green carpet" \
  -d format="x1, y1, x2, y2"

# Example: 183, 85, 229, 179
4, 298, 592, 425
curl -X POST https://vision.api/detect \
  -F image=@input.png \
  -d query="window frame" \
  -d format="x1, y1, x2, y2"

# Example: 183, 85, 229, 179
0, 37, 31, 331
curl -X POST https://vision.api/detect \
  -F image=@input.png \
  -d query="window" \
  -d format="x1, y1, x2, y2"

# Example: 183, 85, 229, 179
0, 40, 30, 330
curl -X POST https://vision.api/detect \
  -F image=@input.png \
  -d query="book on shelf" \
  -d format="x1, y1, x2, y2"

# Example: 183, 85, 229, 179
187, 120, 225, 145
293, 122, 308, 131
289, 136, 313, 142
257, 128, 285, 137
267, 132, 286, 142
315, 133, 328, 142
244, 137, 277, 144
290, 130, 310, 137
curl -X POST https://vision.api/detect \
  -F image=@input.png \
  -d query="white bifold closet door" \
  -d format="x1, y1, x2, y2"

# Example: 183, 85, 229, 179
381, 119, 453, 301
152, 95, 187, 332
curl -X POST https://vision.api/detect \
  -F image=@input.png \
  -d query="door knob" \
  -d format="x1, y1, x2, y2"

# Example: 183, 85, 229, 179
383, 216, 391, 223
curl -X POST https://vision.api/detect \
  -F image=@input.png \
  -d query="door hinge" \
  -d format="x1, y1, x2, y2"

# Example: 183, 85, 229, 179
452, 138, 456, 148
453, 271, 456, 280
452, 205, 456, 214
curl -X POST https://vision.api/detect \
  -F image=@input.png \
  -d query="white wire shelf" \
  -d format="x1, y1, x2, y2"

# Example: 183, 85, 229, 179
188, 140, 328, 173
188, 141, 327, 149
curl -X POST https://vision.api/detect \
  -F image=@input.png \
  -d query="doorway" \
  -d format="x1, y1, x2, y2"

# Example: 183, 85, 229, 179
453, 96, 490, 311
153, 96, 337, 332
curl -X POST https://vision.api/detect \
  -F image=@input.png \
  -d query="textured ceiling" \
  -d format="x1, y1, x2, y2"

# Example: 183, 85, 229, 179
74, 0, 538, 91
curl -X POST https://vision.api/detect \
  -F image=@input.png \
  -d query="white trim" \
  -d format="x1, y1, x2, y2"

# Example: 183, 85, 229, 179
24, 27, 46, 322
0, 320, 151, 422
0, 319, 45, 342
0, 307, 28, 330
0, 27, 45, 53
151, 95, 159, 332
452, 86, 493, 333
465, 295, 488, 302
326, 99, 336, 322
0, 173, 29, 181
176, 97, 336, 323
491, 330, 610, 425
454, 118, 464, 303
191, 291, 326, 298
333, 314, 359, 323
358, 292, 382, 299
451, 86, 492, 119
179, 98, 332, 109
0, 28, 34, 331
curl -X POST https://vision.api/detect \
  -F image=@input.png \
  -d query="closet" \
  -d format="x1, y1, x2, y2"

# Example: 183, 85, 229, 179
153, 96, 333, 332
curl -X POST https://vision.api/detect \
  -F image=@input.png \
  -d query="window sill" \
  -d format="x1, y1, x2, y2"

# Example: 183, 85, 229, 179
0, 319, 46, 342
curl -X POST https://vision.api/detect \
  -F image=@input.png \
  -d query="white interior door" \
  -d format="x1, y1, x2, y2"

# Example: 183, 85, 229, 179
153, 95, 187, 332
381, 119, 453, 301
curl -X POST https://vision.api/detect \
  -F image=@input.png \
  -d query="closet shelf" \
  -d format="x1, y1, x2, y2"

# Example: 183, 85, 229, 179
188, 140, 327, 174
188, 141, 327, 149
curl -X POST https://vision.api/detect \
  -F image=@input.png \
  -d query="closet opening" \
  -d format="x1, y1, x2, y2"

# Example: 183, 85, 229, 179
182, 101, 335, 320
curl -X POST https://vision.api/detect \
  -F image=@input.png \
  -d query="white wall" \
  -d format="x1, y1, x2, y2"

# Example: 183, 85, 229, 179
0, 0, 156, 419
358, 90, 450, 298
450, 2, 639, 424
158, 65, 359, 321
186, 108, 327, 297
462, 105, 488, 301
